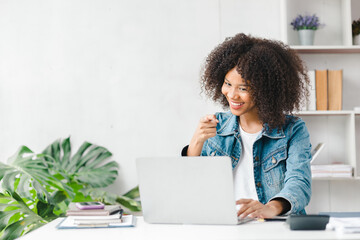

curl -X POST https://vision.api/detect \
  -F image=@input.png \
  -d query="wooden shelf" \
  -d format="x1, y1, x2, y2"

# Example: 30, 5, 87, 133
291, 46, 360, 54
295, 110, 355, 116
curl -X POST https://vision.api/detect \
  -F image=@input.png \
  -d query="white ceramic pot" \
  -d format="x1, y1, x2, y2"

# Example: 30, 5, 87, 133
353, 34, 360, 45
298, 29, 315, 45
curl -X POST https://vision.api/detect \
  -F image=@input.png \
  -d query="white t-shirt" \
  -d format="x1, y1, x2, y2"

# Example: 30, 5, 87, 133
233, 125, 261, 203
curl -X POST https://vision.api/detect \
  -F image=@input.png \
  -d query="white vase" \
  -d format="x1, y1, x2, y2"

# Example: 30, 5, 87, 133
298, 29, 315, 45
354, 34, 360, 45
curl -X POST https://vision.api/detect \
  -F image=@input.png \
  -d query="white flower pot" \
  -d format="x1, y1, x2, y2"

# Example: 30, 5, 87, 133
298, 29, 315, 45
354, 34, 360, 45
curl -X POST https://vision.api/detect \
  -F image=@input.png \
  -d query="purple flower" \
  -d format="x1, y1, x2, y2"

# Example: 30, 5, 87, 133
290, 14, 322, 31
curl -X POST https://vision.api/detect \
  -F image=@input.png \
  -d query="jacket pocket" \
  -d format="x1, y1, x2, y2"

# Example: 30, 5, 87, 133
205, 140, 228, 157
202, 139, 239, 168
262, 146, 287, 187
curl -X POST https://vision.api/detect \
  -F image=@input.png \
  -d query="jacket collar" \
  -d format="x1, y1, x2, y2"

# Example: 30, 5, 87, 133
262, 123, 285, 139
216, 114, 239, 136
217, 114, 285, 139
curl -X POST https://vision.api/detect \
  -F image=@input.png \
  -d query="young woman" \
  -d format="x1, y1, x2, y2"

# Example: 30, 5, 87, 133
182, 33, 312, 219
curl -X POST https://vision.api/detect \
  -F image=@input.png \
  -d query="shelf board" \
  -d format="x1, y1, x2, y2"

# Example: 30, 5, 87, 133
290, 45, 360, 54
295, 110, 354, 116
312, 177, 357, 181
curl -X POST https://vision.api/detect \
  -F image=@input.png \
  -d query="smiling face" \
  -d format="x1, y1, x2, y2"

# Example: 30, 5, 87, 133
221, 67, 257, 118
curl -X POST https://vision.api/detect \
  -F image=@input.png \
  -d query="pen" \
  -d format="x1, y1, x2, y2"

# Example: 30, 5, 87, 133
111, 208, 123, 218
119, 209, 123, 219
263, 218, 287, 222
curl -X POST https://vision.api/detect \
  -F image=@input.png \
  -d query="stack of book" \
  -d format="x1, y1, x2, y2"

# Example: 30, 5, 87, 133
57, 203, 136, 229
65, 203, 122, 217
311, 164, 353, 178
325, 212, 360, 234
302, 69, 343, 111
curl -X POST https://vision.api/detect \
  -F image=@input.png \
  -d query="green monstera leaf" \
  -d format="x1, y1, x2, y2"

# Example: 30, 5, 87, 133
0, 191, 48, 240
0, 137, 140, 240
42, 137, 119, 188
0, 146, 69, 203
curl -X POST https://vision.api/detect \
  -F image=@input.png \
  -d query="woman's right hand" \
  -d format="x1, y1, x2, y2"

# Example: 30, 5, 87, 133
187, 114, 219, 156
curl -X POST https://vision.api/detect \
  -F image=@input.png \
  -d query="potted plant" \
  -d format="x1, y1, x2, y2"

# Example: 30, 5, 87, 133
290, 14, 322, 45
0, 137, 141, 240
353, 18, 360, 45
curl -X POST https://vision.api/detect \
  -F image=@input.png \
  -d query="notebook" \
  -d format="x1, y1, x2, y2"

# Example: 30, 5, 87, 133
66, 203, 122, 216
136, 156, 252, 225
57, 215, 136, 229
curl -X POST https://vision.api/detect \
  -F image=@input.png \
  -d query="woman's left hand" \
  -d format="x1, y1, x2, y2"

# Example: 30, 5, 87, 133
236, 199, 283, 219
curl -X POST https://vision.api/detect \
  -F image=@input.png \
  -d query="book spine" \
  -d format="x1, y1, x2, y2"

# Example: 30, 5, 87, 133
315, 70, 328, 111
328, 69, 343, 111
66, 212, 110, 216
307, 70, 316, 111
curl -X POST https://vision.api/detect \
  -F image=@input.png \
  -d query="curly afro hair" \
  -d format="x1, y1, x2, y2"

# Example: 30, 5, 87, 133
201, 33, 309, 130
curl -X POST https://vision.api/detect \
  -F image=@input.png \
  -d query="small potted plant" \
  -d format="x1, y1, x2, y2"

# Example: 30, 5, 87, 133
290, 14, 322, 45
353, 18, 360, 45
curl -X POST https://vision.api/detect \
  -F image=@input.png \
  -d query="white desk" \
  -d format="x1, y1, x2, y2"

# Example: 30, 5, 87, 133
18, 217, 360, 240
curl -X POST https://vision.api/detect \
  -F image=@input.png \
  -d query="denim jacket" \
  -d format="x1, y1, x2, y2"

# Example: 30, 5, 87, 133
201, 111, 312, 215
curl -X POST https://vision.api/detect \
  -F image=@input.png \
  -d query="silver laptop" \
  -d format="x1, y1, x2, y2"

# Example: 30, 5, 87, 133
136, 156, 252, 225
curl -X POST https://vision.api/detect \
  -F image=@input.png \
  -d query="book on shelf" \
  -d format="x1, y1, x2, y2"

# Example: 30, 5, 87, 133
300, 70, 316, 111
315, 69, 328, 111
66, 203, 122, 216
328, 69, 343, 110
302, 69, 343, 111
310, 143, 325, 164
307, 70, 316, 111
311, 164, 353, 178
